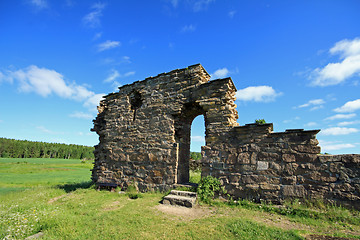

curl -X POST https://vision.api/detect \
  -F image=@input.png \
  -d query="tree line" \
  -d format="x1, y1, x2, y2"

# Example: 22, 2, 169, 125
0, 138, 95, 159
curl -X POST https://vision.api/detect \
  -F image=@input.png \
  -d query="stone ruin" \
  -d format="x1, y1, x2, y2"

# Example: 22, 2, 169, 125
91, 64, 360, 209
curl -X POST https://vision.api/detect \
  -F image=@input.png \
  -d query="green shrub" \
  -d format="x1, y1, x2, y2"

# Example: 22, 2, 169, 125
255, 119, 266, 124
197, 175, 226, 203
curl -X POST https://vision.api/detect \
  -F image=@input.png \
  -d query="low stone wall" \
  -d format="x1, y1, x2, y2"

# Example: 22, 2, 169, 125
202, 123, 360, 209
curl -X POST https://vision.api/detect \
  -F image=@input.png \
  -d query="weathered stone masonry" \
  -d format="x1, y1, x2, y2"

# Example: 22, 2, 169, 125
92, 64, 360, 209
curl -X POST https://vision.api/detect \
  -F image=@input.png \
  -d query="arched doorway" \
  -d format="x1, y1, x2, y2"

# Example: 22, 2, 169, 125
190, 115, 205, 183
174, 102, 205, 184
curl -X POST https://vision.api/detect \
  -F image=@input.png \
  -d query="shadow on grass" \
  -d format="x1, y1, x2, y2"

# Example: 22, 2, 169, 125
57, 181, 94, 193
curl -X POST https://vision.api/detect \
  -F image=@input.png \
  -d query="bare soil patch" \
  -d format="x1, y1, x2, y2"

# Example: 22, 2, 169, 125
155, 204, 214, 221
251, 212, 312, 232
102, 200, 129, 211
47, 194, 68, 204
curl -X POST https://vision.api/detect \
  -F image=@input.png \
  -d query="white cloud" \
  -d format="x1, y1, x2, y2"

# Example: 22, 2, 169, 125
104, 70, 135, 88
11, 65, 74, 98
334, 99, 360, 113
325, 113, 356, 121
0, 72, 4, 82
101, 56, 131, 65
170, 0, 179, 8
69, 111, 94, 119
283, 116, 300, 124
4, 65, 104, 111
305, 122, 317, 127
228, 10, 236, 18
112, 81, 121, 91
211, 68, 230, 79
71, 85, 95, 102
104, 70, 135, 91
324, 143, 356, 151
124, 71, 135, 77
36, 126, 63, 135
193, 0, 215, 12
84, 93, 105, 110
311, 38, 360, 86
93, 32, 102, 41
30, 0, 48, 9
122, 56, 131, 63
104, 70, 120, 83
168, 0, 214, 11
338, 120, 360, 126
320, 127, 358, 136
319, 140, 356, 152
82, 2, 106, 28
298, 99, 325, 108
310, 105, 324, 111
191, 136, 205, 142
236, 86, 282, 102
330, 38, 360, 58
97, 40, 121, 52
36, 126, 52, 134
181, 24, 196, 33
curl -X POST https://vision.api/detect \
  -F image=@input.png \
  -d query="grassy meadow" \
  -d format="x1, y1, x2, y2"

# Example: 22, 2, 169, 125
0, 158, 93, 195
0, 158, 359, 239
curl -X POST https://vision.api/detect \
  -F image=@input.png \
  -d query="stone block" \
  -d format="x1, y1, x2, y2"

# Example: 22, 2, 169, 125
241, 174, 267, 184
282, 154, 295, 162
259, 183, 280, 191
291, 145, 321, 154
283, 163, 298, 175
237, 152, 251, 164
258, 152, 281, 161
257, 161, 269, 171
282, 176, 296, 185
226, 153, 237, 164
229, 174, 241, 183
282, 185, 307, 198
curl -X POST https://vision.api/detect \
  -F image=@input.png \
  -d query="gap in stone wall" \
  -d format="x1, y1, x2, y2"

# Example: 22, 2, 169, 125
191, 115, 206, 153
190, 115, 205, 183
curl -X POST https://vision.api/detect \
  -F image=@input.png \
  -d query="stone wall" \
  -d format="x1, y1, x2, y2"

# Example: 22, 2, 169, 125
202, 123, 360, 209
92, 64, 238, 192
92, 64, 360, 208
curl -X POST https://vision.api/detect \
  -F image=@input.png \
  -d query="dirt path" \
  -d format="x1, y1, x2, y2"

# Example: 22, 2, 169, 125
155, 204, 214, 221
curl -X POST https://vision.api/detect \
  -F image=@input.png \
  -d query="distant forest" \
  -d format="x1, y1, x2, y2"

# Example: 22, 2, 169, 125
0, 138, 94, 159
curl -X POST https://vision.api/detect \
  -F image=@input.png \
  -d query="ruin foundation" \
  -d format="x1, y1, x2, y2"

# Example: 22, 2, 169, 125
92, 64, 360, 209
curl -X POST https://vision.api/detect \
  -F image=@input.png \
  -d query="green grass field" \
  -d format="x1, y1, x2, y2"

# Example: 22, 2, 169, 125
0, 158, 359, 239
0, 158, 93, 194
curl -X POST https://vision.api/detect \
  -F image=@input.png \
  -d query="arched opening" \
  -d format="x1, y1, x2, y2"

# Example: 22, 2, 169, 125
174, 102, 205, 184
190, 115, 205, 184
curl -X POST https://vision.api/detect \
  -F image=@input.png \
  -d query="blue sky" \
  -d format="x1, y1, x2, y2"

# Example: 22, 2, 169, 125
1, 0, 360, 154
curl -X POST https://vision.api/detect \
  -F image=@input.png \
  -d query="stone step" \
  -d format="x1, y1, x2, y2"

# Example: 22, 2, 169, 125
162, 194, 196, 208
173, 182, 198, 188
170, 190, 197, 198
